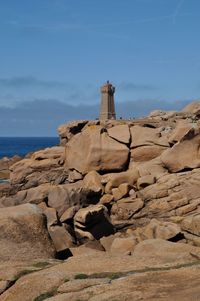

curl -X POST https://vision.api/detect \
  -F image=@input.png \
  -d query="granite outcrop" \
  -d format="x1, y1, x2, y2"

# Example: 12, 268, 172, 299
1, 102, 200, 300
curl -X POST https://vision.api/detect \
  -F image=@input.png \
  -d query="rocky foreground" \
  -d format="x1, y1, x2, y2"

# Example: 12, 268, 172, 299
1, 102, 200, 300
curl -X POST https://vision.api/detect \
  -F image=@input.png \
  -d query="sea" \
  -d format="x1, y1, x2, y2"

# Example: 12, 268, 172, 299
0, 137, 60, 159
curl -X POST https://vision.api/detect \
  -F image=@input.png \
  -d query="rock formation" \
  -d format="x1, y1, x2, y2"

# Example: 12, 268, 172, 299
1, 101, 200, 300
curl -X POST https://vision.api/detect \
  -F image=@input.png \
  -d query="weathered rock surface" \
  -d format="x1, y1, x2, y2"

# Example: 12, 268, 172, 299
182, 100, 200, 115
47, 182, 85, 217
135, 169, 200, 220
45, 267, 200, 301
68, 169, 83, 183
10, 146, 67, 189
65, 127, 130, 174
112, 183, 130, 201
83, 170, 104, 194
168, 119, 196, 145
181, 214, 200, 236
48, 225, 74, 254
57, 120, 88, 145
1, 243, 200, 301
60, 205, 80, 223
161, 134, 200, 172
137, 175, 155, 190
0, 183, 50, 208
133, 219, 181, 242
131, 157, 167, 178
133, 239, 198, 264
100, 233, 120, 251
0, 156, 21, 179
99, 193, 114, 205
130, 125, 168, 148
107, 124, 130, 144
0, 203, 55, 260
74, 205, 115, 240
0, 280, 9, 294
57, 278, 109, 294
110, 236, 137, 254
111, 197, 144, 221
102, 169, 139, 192
131, 145, 166, 162
129, 126, 169, 163
1, 103, 200, 300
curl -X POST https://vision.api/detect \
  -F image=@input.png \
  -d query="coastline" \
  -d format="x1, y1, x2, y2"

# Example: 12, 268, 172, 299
0, 136, 59, 159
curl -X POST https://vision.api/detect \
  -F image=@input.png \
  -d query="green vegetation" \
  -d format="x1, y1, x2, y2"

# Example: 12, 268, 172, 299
88, 272, 123, 280
107, 273, 124, 280
13, 262, 52, 282
76, 260, 200, 283
33, 289, 57, 301
32, 262, 50, 269
74, 273, 89, 280
13, 269, 37, 281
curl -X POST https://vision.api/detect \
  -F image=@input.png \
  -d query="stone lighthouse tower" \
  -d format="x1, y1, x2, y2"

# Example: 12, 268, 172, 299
100, 81, 116, 120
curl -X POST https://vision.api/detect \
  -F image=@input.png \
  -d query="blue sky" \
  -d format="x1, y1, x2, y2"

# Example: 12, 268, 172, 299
0, 0, 200, 136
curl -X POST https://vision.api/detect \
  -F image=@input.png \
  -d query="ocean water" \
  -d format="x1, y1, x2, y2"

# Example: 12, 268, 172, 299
0, 137, 59, 159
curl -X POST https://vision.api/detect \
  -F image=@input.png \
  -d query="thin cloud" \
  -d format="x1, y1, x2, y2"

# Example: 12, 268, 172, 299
0, 77, 100, 107
0, 98, 192, 136
119, 82, 157, 92
172, 0, 185, 24
0, 76, 67, 89
4, 9, 190, 36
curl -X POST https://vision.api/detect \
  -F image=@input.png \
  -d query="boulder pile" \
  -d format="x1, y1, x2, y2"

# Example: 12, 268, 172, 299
1, 102, 200, 300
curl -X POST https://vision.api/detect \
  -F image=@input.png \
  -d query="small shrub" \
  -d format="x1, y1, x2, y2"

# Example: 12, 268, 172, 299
108, 272, 123, 280
14, 269, 36, 281
89, 272, 123, 280
33, 289, 57, 301
74, 273, 88, 280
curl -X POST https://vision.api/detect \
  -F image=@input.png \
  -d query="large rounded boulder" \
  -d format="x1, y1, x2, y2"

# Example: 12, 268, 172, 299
0, 203, 55, 260
65, 126, 130, 174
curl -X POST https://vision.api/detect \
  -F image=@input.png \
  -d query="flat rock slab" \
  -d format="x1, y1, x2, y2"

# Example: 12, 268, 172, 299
57, 278, 109, 293
31, 266, 200, 301
108, 124, 130, 144
1, 242, 200, 301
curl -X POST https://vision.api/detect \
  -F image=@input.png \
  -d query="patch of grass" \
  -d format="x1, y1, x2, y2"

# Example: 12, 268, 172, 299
107, 273, 124, 280
73, 260, 200, 285
12, 263, 53, 282
74, 273, 89, 280
33, 289, 57, 301
88, 272, 108, 279
89, 272, 124, 280
32, 262, 50, 269
13, 269, 37, 281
